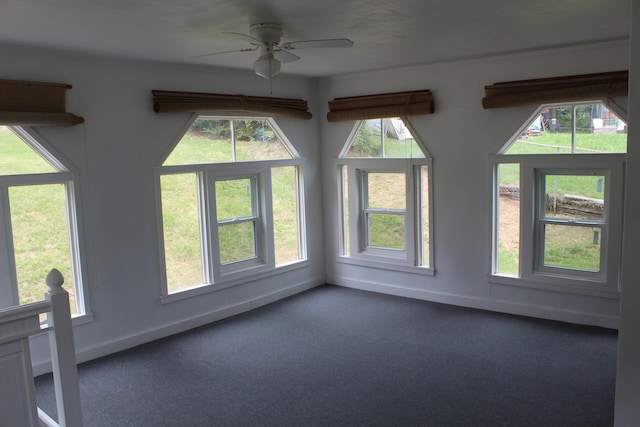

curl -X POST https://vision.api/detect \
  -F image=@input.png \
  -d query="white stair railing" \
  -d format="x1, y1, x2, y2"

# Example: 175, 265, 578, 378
0, 269, 82, 427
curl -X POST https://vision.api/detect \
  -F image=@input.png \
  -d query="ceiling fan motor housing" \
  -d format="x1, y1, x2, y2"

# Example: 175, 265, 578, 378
250, 23, 283, 44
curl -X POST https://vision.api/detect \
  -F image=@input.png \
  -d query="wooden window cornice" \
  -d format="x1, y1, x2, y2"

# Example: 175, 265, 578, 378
0, 79, 84, 126
327, 90, 434, 122
151, 90, 312, 120
482, 70, 628, 109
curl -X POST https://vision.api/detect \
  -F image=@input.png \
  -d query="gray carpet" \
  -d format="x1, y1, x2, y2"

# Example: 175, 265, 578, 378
35, 284, 618, 426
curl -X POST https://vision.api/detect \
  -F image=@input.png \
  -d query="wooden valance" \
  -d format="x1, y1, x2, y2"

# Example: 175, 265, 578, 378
0, 79, 84, 126
327, 90, 434, 122
482, 70, 628, 109
152, 90, 312, 120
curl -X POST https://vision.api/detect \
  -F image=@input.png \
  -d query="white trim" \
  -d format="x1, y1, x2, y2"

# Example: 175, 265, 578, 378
160, 259, 311, 304
337, 256, 435, 276
329, 276, 619, 329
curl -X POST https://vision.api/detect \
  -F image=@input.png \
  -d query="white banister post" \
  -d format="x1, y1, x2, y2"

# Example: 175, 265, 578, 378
45, 268, 83, 427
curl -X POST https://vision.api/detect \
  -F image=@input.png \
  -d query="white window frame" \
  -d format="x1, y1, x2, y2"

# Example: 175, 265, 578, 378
338, 158, 433, 274
0, 126, 89, 319
208, 168, 271, 278
156, 115, 308, 301
490, 153, 624, 295
336, 117, 434, 275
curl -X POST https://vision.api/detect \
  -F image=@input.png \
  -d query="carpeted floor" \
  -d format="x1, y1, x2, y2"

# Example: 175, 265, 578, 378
35, 284, 618, 426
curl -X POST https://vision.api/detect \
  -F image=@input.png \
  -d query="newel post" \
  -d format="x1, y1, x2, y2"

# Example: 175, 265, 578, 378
45, 269, 83, 427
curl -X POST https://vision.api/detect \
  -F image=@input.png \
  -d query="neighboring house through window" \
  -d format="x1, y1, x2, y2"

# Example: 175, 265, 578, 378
157, 116, 307, 298
491, 101, 626, 294
0, 126, 86, 316
337, 117, 433, 274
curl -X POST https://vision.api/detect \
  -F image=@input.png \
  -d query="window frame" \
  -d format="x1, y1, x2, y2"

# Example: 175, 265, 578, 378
208, 168, 271, 278
156, 115, 308, 301
0, 126, 89, 320
336, 116, 434, 275
490, 153, 624, 295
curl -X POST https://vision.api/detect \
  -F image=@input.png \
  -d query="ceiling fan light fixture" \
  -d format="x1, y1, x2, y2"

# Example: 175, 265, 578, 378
254, 54, 281, 79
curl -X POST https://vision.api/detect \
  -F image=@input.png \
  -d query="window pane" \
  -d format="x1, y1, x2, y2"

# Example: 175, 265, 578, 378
346, 119, 382, 158
345, 118, 425, 158
9, 184, 77, 313
234, 120, 293, 161
219, 222, 256, 264
0, 126, 57, 174
543, 224, 601, 271
421, 166, 430, 266
216, 178, 253, 221
161, 174, 204, 292
575, 104, 627, 153
273, 166, 300, 265
367, 172, 405, 209
544, 175, 604, 221
382, 119, 425, 158
164, 119, 233, 165
367, 213, 404, 250
496, 163, 520, 276
504, 103, 626, 155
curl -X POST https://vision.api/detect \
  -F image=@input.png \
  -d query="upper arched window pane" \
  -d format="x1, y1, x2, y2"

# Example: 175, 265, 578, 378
163, 117, 296, 166
502, 102, 627, 155
342, 118, 426, 159
0, 126, 59, 174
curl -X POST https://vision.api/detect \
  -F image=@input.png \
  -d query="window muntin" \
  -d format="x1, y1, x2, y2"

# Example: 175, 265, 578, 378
338, 117, 432, 272
0, 126, 85, 315
158, 116, 305, 295
491, 101, 625, 292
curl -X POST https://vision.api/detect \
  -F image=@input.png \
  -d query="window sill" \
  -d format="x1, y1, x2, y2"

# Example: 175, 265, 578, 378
337, 256, 434, 276
160, 260, 311, 304
487, 274, 620, 299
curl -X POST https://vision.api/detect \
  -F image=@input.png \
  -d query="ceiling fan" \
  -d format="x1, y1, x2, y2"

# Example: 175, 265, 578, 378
198, 23, 354, 79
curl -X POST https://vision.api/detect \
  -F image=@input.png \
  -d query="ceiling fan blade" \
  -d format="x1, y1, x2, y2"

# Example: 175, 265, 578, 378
223, 31, 265, 46
273, 49, 300, 63
193, 46, 258, 58
281, 38, 354, 50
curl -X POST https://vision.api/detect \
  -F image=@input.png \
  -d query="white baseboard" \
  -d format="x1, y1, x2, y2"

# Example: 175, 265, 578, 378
32, 277, 323, 376
328, 275, 619, 329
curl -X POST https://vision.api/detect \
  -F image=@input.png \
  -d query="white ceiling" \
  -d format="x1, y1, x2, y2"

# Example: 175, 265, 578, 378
0, 0, 631, 77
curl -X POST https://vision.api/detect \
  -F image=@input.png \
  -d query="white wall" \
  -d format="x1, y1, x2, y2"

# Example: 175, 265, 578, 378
0, 44, 327, 373
320, 40, 630, 328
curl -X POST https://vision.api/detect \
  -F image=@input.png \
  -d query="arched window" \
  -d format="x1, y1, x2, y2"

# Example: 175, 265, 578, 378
157, 116, 306, 297
491, 101, 626, 294
337, 117, 433, 274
